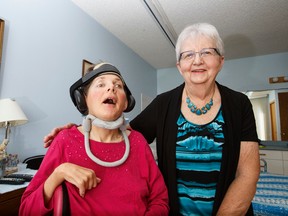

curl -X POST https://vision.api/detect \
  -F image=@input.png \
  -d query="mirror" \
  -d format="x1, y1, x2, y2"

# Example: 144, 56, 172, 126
245, 89, 288, 141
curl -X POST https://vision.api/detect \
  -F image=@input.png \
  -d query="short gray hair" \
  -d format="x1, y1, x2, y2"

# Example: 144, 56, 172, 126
175, 23, 224, 62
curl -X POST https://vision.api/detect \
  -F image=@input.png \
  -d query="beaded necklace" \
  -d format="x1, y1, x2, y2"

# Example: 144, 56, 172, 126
185, 87, 215, 115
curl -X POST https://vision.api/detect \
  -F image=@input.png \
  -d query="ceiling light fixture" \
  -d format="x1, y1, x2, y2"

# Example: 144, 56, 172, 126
143, 0, 177, 48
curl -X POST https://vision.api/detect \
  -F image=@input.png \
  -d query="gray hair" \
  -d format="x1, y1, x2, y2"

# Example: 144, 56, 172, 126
175, 23, 224, 62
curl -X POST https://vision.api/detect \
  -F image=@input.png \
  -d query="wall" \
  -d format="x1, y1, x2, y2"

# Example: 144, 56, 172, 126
0, 0, 157, 161
157, 52, 288, 94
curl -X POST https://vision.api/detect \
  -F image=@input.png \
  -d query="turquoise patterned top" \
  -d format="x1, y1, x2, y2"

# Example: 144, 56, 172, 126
176, 109, 224, 216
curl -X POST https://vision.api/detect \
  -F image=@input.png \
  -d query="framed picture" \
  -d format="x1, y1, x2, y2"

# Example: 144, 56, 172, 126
82, 59, 93, 76
0, 19, 5, 64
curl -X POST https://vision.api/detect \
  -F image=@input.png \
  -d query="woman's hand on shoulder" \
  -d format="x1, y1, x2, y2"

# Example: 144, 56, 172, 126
43, 123, 75, 148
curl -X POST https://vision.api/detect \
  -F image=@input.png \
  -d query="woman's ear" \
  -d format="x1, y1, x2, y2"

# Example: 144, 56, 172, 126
124, 99, 128, 111
176, 62, 183, 76
218, 56, 225, 70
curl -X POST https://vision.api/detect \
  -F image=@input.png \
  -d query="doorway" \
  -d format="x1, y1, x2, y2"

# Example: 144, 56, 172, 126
270, 101, 277, 141
278, 92, 288, 141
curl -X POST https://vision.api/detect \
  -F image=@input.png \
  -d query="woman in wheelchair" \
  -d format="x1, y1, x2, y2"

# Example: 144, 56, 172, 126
19, 62, 169, 216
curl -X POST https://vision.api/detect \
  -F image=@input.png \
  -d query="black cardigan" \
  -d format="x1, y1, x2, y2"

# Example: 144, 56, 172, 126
130, 82, 258, 215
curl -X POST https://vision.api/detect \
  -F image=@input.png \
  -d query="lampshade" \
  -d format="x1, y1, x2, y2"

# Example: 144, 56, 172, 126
0, 98, 28, 128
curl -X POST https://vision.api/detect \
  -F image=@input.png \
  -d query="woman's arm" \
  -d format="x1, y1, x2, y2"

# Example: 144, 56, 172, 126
20, 162, 101, 215
21, 130, 101, 215
143, 144, 169, 215
43, 163, 100, 204
216, 141, 260, 215
43, 123, 75, 148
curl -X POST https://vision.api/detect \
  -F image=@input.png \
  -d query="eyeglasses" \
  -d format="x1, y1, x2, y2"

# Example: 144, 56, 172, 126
179, 48, 221, 62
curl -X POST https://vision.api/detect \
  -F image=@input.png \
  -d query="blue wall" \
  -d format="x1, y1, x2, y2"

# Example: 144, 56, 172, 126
0, 0, 157, 161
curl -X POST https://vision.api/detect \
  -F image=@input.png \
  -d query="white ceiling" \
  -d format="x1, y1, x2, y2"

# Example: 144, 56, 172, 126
72, 0, 288, 69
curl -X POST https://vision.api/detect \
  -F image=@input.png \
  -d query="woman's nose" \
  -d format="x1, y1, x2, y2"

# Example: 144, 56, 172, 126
192, 54, 203, 65
107, 85, 116, 92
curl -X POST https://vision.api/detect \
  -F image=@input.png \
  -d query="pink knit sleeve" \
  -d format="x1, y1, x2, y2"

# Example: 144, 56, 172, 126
19, 132, 66, 215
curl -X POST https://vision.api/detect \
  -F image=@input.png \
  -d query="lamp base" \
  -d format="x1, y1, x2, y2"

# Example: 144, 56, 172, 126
0, 157, 7, 178
0, 138, 9, 151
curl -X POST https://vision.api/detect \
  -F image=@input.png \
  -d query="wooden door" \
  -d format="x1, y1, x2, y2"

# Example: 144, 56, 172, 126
270, 101, 277, 141
278, 92, 288, 141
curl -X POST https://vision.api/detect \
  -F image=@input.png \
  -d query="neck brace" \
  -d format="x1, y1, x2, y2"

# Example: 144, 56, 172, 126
82, 114, 130, 167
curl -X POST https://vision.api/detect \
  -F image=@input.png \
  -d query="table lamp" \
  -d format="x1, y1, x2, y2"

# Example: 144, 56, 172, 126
0, 98, 28, 158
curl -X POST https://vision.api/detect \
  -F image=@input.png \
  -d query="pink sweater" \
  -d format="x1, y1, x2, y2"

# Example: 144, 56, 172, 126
19, 126, 169, 216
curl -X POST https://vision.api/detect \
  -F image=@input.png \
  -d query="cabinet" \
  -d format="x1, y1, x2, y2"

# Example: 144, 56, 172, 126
259, 150, 284, 174
283, 151, 288, 175
0, 169, 36, 215
0, 187, 26, 215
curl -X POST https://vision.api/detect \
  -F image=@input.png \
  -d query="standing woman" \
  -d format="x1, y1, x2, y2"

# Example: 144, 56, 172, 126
130, 23, 260, 215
